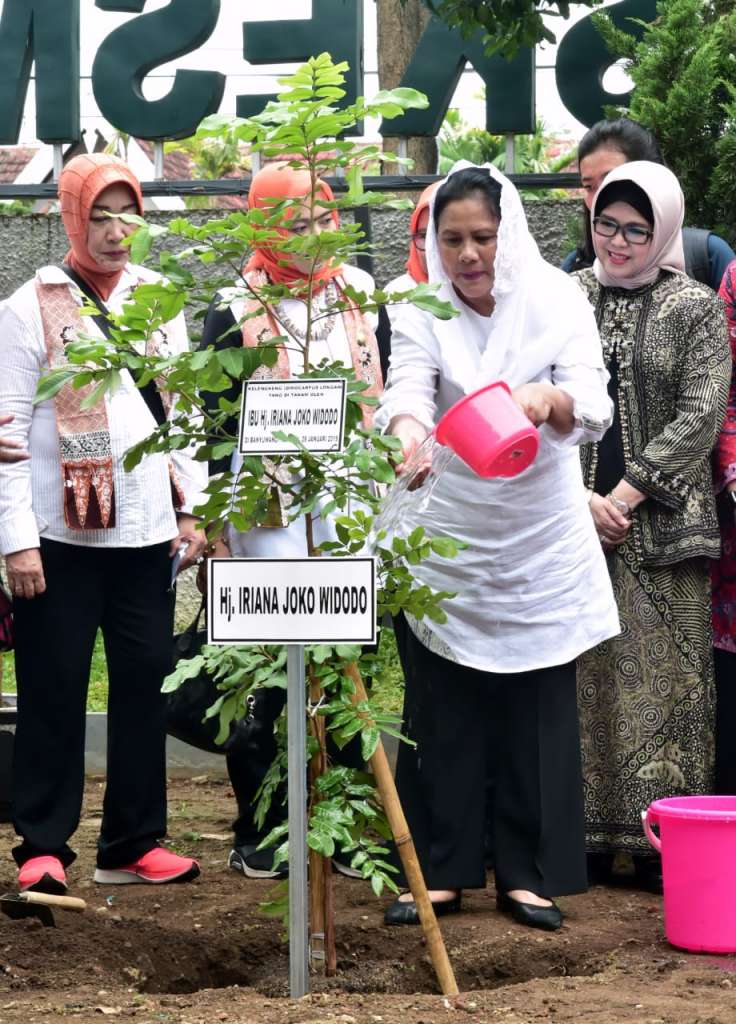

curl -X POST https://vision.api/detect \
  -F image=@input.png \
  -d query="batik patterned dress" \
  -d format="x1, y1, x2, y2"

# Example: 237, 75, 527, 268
573, 267, 730, 854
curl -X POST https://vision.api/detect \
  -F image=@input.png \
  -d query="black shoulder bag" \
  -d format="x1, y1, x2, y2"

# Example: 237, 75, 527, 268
682, 228, 712, 289
169, 596, 285, 756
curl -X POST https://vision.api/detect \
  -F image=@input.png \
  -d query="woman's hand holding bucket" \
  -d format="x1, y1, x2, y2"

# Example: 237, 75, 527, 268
511, 382, 574, 434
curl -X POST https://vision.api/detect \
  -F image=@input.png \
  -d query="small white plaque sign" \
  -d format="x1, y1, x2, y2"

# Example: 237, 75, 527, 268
207, 557, 377, 645
238, 378, 347, 455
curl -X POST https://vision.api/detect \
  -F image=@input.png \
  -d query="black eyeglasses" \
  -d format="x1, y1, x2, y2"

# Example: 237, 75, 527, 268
593, 216, 653, 246
411, 232, 427, 251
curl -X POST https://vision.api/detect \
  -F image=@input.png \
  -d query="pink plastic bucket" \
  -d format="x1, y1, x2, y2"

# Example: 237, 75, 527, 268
434, 381, 539, 478
643, 796, 736, 953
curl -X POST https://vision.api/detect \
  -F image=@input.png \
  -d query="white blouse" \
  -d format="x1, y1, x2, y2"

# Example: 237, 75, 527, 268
0, 265, 207, 555
225, 264, 378, 559
376, 293, 621, 675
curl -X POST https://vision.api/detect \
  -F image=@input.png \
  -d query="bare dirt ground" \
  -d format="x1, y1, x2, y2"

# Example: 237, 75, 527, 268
0, 776, 734, 1024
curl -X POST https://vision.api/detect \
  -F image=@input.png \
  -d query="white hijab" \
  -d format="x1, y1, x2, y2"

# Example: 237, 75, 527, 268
423, 160, 601, 393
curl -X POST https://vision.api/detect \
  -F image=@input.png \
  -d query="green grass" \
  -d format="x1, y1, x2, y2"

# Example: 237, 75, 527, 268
367, 626, 405, 714
1, 631, 110, 711
1, 627, 406, 715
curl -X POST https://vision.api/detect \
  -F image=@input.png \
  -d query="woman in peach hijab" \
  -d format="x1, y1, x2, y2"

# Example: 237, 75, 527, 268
383, 181, 440, 325
199, 162, 382, 881
0, 153, 206, 895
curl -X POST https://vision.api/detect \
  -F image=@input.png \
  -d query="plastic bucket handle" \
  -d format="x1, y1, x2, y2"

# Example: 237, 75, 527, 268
641, 807, 662, 853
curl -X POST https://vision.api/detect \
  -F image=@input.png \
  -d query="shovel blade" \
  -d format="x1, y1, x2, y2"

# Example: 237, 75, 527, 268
0, 894, 56, 927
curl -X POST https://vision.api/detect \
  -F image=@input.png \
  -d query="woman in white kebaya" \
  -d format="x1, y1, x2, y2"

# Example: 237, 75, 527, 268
377, 162, 619, 931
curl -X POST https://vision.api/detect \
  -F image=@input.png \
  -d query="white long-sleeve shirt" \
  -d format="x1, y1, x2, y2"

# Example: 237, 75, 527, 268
375, 293, 621, 674
0, 264, 207, 554
224, 264, 379, 559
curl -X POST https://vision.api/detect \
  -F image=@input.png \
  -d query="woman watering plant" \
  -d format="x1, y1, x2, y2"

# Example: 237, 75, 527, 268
572, 161, 730, 892
0, 153, 206, 895
375, 162, 619, 931
199, 162, 382, 881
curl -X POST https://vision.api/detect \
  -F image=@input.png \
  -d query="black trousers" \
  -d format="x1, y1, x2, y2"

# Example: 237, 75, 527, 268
715, 647, 736, 795
393, 616, 587, 897
226, 686, 287, 848
11, 538, 174, 869
226, 682, 364, 847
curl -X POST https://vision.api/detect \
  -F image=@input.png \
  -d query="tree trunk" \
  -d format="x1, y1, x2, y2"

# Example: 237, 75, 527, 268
376, 0, 437, 175
307, 666, 336, 976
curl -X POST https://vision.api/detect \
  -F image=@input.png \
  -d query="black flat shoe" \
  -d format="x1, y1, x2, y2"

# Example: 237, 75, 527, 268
496, 891, 563, 931
384, 892, 462, 926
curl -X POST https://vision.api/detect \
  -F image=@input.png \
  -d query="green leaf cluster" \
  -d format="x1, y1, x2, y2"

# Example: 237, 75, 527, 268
596, 0, 736, 245
438, 109, 576, 198
404, 0, 601, 57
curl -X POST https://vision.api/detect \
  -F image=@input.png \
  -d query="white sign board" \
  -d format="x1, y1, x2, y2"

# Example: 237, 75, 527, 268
207, 557, 377, 645
238, 378, 347, 455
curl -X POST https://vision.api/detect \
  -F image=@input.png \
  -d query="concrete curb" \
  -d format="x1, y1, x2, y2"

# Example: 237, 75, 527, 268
2, 700, 399, 778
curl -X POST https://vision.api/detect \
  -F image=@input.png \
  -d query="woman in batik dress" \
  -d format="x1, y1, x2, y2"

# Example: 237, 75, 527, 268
573, 161, 731, 891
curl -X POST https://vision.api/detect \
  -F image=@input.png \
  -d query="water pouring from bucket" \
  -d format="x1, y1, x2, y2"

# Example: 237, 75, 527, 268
370, 381, 539, 549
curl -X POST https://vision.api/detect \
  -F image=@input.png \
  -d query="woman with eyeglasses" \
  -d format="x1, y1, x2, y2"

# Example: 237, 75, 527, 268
0, 154, 206, 895
383, 182, 440, 311
561, 118, 735, 290
572, 161, 730, 892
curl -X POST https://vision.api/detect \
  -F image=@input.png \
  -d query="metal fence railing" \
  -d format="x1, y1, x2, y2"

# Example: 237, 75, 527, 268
0, 172, 580, 202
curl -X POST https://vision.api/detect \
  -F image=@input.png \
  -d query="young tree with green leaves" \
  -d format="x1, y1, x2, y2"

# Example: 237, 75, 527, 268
38, 53, 463, 973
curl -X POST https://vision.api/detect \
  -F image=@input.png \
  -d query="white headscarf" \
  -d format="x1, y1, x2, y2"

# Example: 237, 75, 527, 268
421, 160, 601, 393
591, 160, 685, 290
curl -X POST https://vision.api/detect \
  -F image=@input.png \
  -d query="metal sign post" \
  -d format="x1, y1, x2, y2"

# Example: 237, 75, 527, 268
286, 643, 309, 998
208, 556, 377, 997
52, 144, 64, 181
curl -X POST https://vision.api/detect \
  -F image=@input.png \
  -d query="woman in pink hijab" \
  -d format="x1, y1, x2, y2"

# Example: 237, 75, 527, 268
0, 154, 206, 896
572, 162, 731, 892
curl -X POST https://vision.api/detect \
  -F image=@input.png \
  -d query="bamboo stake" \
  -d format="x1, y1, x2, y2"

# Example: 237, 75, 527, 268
344, 662, 459, 996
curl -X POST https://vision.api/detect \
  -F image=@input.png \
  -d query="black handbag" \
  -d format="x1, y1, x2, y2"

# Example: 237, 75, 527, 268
167, 599, 284, 755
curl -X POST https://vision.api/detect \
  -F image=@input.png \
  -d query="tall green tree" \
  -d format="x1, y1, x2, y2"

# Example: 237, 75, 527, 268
596, 0, 736, 243
400, 0, 601, 55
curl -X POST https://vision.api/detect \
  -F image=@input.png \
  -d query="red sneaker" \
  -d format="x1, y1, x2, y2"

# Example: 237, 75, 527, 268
93, 847, 200, 885
18, 856, 67, 895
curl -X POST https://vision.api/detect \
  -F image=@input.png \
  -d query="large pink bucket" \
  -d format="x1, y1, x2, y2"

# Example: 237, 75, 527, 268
434, 381, 539, 478
643, 796, 736, 953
